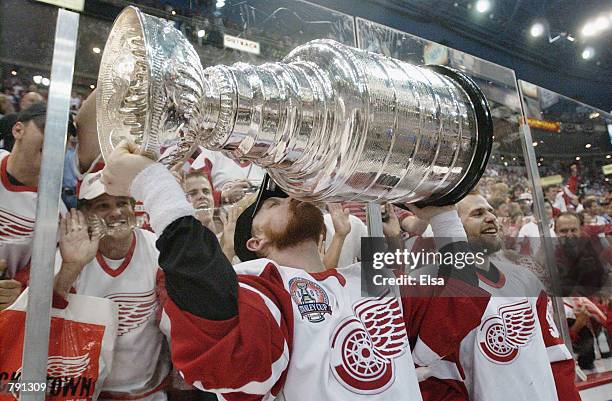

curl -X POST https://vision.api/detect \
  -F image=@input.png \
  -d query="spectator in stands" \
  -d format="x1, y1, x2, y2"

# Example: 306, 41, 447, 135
554, 212, 607, 297
565, 297, 607, 371
0, 94, 14, 118
53, 172, 171, 400
583, 196, 606, 225
0, 89, 36, 150
19, 91, 43, 111
517, 192, 533, 220
62, 134, 79, 209
510, 184, 525, 202
562, 164, 580, 208
544, 185, 567, 213
554, 212, 582, 239
0, 97, 17, 149
517, 200, 556, 256
490, 181, 510, 201
488, 195, 508, 218
502, 202, 523, 249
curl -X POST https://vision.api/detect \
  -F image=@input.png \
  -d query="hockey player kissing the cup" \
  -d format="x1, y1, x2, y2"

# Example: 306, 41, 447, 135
101, 139, 491, 401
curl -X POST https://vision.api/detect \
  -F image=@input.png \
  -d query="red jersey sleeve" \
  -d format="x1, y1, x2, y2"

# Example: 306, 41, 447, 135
162, 263, 293, 400
536, 292, 581, 401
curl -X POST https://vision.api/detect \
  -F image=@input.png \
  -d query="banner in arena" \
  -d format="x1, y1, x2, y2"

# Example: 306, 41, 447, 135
540, 175, 563, 186
526, 117, 561, 133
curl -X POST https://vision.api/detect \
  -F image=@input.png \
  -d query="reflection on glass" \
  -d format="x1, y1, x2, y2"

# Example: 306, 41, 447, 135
520, 81, 612, 378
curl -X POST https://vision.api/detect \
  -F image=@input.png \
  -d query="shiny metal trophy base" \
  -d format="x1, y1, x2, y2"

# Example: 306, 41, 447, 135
97, 6, 493, 206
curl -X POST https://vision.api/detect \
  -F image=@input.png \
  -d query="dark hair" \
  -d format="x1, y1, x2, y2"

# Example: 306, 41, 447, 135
17, 102, 47, 132
16, 102, 77, 137
78, 196, 135, 211
511, 184, 524, 194
543, 185, 557, 193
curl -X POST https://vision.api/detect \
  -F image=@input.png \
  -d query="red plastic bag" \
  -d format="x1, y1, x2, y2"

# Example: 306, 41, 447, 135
0, 289, 118, 401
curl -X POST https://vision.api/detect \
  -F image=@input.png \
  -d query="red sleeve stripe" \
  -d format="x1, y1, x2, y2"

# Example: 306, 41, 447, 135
217, 393, 267, 401
239, 282, 282, 326
415, 360, 464, 382
191, 341, 289, 395
546, 344, 572, 363
413, 337, 464, 381
412, 334, 444, 366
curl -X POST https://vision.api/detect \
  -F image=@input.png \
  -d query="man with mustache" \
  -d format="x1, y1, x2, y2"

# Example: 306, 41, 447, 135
414, 193, 580, 401
53, 171, 171, 401
100, 140, 489, 401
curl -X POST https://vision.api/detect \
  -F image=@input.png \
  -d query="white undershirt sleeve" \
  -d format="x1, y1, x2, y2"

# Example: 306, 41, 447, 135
130, 163, 194, 234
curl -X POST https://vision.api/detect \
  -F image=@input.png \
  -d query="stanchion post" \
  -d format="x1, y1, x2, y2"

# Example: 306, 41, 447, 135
20, 9, 79, 401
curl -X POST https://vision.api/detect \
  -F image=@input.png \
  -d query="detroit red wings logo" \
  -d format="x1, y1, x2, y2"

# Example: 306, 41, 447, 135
106, 290, 157, 336
11, 354, 90, 397
46, 354, 91, 377
478, 299, 537, 364
15, 354, 90, 378
330, 297, 408, 394
0, 208, 35, 244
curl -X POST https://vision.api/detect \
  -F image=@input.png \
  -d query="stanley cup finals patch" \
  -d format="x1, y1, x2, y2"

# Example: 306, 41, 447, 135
288, 277, 332, 323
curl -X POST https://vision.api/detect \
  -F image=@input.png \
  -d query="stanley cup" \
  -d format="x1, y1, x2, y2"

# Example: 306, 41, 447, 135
97, 6, 493, 206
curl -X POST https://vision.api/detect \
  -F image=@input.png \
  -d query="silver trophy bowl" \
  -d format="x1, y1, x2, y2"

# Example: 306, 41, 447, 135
97, 6, 493, 206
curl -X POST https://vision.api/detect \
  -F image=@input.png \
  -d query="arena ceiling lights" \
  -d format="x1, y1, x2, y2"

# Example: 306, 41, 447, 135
475, 0, 491, 14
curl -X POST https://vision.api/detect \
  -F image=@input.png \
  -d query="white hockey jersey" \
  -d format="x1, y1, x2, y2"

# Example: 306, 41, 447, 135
57, 228, 170, 399
413, 252, 579, 401
161, 256, 496, 401
163, 259, 426, 401
0, 151, 66, 278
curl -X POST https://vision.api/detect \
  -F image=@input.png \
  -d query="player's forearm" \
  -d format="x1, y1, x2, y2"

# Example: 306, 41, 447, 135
323, 234, 346, 269
429, 210, 467, 248
75, 90, 101, 172
131, 163, 238, 320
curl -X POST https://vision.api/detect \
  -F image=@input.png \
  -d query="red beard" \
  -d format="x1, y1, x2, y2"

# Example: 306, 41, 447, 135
266, 199, 324, 250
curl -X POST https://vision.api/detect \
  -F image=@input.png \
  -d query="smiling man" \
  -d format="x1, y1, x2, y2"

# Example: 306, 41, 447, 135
52, 171, 171, 401
415, 193, 580, 401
